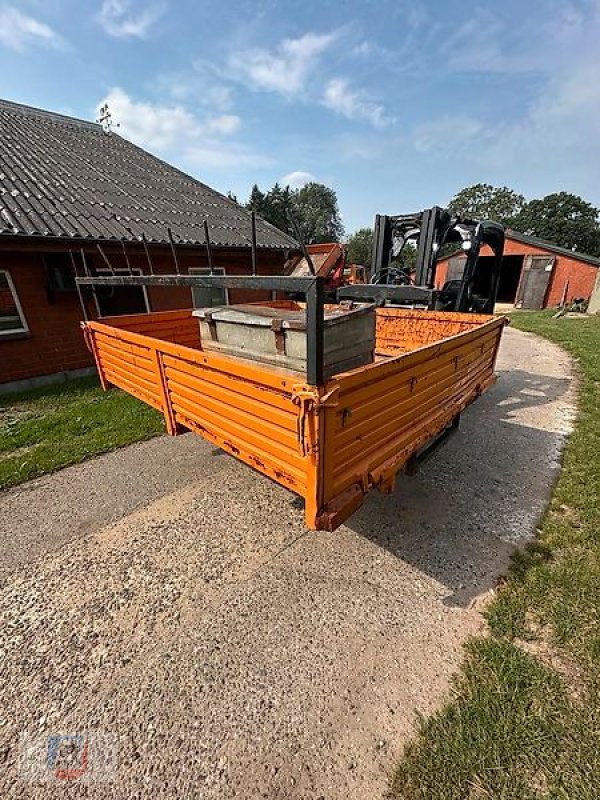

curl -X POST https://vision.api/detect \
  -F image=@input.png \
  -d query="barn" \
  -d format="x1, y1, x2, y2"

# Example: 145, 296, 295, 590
0, 98, 298, 393
435, 229, 600, 309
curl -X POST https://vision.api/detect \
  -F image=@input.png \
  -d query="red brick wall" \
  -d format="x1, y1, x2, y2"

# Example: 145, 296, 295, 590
434, 238, 598, 307
434, 260, 449, 289
0, 251, 93, 384
142, 248, 287, 309
0, 243, 290, 385
546, 254, 597, 306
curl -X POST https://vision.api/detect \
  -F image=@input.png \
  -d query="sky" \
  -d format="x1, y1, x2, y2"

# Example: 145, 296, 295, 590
1, 0, 600, 234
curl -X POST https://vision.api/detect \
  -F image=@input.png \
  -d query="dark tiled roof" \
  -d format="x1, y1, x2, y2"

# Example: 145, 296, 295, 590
439, 228, 600, 268
0, 98, 298, 250
505, 229, 600, 267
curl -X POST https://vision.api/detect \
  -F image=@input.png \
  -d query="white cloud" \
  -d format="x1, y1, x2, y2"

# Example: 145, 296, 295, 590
439, 5, 589, 76
100, 88, 199, 149
203, 86, 234, 112
155, 70, 235, 112
322, 78, 392, 128
413, 115, 484, 153
411, 4, 600, 204
483, 53, 600, 191
184, 144, 274, 170
281, 171, 315, 189
204, 30, 396, 130
98, 88, 269, 170
97, 0, 164, 39
205, 114, 240, 136
0, 6, 61, 51
229, 31, 337, 95
352, 40, 371, 56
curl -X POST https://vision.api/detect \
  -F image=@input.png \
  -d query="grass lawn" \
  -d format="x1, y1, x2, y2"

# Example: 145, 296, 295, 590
0, 376, 164, 490
392, 311, 600, 799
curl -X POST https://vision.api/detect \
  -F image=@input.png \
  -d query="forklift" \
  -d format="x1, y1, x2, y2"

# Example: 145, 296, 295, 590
338, 206, 505, 313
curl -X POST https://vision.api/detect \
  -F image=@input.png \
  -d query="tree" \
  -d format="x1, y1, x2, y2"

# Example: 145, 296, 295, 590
293, 182, 344, 243
246, 183, 267, 216
245, 181, 344, 243
267, 183, 295, 236
512, 192, 600, 256
448, 183, 526, 225
246, 183, 294, 236
346, 226, 416, 275
346, 227, 373, 265
398, 242, 416, 272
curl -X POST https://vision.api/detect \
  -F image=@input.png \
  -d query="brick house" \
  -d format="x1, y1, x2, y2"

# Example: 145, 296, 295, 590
0, 98, 298, 392
435, 229, 600, 309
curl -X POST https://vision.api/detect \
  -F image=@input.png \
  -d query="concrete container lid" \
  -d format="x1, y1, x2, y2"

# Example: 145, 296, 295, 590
192, 303, 375, 330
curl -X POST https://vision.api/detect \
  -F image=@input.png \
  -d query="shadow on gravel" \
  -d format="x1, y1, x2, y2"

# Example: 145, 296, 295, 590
345, 369, 572, 608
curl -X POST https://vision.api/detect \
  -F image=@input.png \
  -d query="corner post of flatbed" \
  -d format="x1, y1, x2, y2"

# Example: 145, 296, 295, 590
152, 348, 180, 436
81, 322, 110, 391
303, 275, 326, 528
305, 276, 325, 388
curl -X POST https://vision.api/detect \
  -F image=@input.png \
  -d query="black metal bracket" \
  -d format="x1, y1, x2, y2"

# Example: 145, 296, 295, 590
337, 284, 434, 306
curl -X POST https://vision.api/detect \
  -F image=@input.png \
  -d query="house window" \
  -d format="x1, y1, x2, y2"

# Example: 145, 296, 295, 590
0, 270, 29, 335
45, 253, 76, 292
189, 268, 228, 308
94, 268, 150, 317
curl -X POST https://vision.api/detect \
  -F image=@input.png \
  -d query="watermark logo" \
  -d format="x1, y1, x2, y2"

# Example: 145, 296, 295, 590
47, 735, 89, 781
19, 731, 118, 784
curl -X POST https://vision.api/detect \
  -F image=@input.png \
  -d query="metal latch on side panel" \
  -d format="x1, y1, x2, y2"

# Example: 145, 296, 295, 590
292, 387, 318, 457
292, 386, 340, 456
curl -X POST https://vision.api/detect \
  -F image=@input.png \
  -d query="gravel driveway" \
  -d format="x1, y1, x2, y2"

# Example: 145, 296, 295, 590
0, 327, 576, 799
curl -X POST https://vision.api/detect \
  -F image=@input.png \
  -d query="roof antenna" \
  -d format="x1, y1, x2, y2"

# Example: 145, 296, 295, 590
97, 103, 120, 135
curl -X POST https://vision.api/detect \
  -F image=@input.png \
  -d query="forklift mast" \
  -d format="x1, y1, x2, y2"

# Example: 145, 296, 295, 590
341, 206, 505, 314
372, 206, 456, 287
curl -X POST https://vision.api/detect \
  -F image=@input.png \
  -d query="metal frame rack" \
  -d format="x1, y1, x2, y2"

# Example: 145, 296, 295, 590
76, 272, 328, 386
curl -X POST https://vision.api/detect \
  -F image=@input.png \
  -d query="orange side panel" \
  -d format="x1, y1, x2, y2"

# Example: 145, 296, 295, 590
101, 308, 201, 349
315, 312, 506, 529
375, 308, 495, 353
92, 328, 164, 411
83, 313, 319, 516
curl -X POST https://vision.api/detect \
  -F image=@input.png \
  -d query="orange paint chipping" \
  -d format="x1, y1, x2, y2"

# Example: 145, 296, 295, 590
82, 307, 506, 530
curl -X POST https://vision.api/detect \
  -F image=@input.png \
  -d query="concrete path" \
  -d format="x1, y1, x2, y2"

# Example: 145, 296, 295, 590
0, 328, 576, 799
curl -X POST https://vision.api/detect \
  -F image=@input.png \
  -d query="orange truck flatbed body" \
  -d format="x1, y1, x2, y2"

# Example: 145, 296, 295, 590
82, 307, 505, 530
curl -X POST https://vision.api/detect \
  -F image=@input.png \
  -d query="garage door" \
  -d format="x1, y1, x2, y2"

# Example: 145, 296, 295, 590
515, 255, 555, 309
446, 257, 466, 281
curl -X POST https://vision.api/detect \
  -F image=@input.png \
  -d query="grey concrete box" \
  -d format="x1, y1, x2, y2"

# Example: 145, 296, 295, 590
192, 303, 376, 380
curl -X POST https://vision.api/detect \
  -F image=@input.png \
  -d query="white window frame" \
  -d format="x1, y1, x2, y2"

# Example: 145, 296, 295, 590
93, 268, 150, 317
0, 269, 29, 336
189, 267, 229, 307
